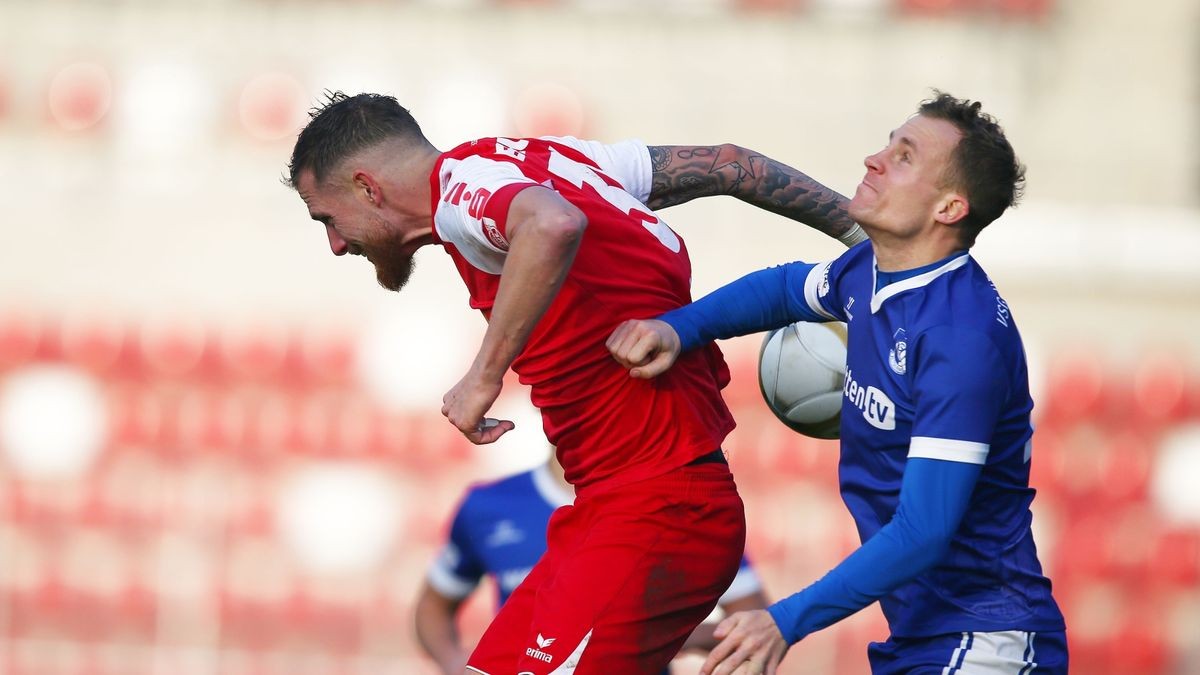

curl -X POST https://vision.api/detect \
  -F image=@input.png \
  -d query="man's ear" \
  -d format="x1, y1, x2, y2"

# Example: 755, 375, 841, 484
353, 171, 381, 206
935, 192, 969, 226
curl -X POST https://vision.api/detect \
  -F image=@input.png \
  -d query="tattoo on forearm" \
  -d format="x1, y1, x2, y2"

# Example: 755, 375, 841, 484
648, 144, 857, 239
649, 146, 672, 172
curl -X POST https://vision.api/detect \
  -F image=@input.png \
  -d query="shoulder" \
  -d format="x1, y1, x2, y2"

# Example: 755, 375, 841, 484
923, 260, 1019, 339
460, 470, 536, 510
827, 241, 873, 280
815, 241, 872, 298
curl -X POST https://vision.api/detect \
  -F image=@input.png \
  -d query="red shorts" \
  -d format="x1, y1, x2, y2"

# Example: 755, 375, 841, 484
465, 460, 746, 675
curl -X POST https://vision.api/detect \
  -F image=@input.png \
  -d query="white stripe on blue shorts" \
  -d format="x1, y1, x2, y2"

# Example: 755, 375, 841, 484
944, 630, 1038, 674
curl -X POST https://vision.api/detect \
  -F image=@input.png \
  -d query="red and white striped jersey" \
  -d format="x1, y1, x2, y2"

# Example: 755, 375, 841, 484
429, 136, 734, 491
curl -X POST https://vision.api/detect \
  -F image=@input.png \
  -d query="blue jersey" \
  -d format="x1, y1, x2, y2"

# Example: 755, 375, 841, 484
662, 242, 1064, 641
428, 463, 762, 608
803, 243, 1063, 636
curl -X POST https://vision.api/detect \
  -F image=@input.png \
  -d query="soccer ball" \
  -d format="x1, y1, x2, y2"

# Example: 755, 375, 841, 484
758, 321, 848, 439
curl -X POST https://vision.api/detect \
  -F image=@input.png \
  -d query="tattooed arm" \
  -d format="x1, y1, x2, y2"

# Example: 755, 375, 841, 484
647, 144, 861, 243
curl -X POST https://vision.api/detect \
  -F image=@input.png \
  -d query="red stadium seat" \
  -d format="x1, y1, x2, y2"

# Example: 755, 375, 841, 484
402, 414, 474, 469
994, 0, 1053, 19
0, 310, 43, 371
284, 586, 365, 654
218, 326, 289, 385
897, 0, 973, 15
1130, 351, 1191, 429
327, 398, 390, 460
1148, 526, 1200, 588
287, 330, 356, 389
106, 384, 166, 448
47, 61, 112, 133
218, 537, 296, 649
1028, 426, 1066, 494
242, 392, 293, 455
1103, 608, 1170, 674
1040, 351, 1109, 428
57, 315, 132, 378
1095, 429, 1154, 506
137, 319, 214, 381
1047, 424, 1108, 514
218, 591, 286, 650
722, 346, 766, 411
238, 72, 307, 143
1051, 512, 1114, 581
95, 449, 166, 531
243, 392, 336, 461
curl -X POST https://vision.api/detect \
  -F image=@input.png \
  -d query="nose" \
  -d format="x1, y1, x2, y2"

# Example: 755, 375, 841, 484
326, 225, 348, 256
864, 151, 883, 174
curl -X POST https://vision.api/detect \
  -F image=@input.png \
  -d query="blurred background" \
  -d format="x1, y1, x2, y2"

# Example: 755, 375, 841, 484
1, 0, 1199, 673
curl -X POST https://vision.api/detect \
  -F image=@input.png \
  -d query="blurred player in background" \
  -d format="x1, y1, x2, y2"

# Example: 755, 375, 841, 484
413, 453, 770, 675
286, 91, 862, 673
608, 92, 1067, 674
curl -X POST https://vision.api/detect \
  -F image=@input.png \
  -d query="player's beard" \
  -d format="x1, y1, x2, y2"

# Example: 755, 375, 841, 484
375, 252, 414, 292
363, 216, 416, 293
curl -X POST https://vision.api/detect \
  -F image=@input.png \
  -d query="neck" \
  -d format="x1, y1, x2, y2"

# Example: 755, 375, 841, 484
381, 146, 441, 248
393, 147, 440, 217
867, 228, 965, 273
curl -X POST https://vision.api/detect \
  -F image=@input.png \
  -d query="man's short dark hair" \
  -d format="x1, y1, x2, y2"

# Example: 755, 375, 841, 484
287, 91, 425, 189
919, 91, 1025, 245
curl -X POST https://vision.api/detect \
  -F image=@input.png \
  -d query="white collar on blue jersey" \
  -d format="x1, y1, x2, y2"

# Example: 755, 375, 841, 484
871, 251, 970, 314
532, 463, 574, 508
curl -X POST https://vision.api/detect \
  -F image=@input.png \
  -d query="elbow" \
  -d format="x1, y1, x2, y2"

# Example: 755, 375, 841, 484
909, 531, 954, 570
891, 513, 955, 571
718, 144, 756, 194
540, 204, 587, 250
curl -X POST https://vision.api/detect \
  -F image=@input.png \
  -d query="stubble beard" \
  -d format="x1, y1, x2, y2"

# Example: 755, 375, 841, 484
374, 249, 415, 292
366, 223, 416, 293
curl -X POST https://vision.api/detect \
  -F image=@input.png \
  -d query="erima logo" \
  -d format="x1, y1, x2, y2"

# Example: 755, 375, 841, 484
888, 328, 907, 375
525, 633, 555, 663
818, 264, 831, 297
844, 368, 896, 430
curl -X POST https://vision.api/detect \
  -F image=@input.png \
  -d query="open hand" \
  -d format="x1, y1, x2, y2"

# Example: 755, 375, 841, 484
699, 610, 789, 675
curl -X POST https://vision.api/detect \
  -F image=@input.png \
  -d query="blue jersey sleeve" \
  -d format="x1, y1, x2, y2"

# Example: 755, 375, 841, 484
766, 457, 982, 643
658, 262, 827, 351
426, 495, 487, 600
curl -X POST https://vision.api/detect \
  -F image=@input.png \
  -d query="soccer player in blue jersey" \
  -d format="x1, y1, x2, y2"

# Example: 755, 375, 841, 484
607, 92, 1067, 674
413, 455, 770, 675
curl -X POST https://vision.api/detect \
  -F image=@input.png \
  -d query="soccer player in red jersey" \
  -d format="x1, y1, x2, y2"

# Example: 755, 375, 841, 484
287, 91, 863, 674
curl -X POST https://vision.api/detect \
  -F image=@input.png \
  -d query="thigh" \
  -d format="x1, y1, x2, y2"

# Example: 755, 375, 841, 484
473, 464, 746, 675
868, 631, 1068, 675
466, 507, 576, 675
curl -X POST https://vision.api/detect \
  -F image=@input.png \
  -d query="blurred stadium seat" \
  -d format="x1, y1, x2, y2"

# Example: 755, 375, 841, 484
2, 313, 1196, 674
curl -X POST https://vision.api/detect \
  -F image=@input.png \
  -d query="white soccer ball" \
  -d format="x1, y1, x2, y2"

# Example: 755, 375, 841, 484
758, 321, 848, 439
